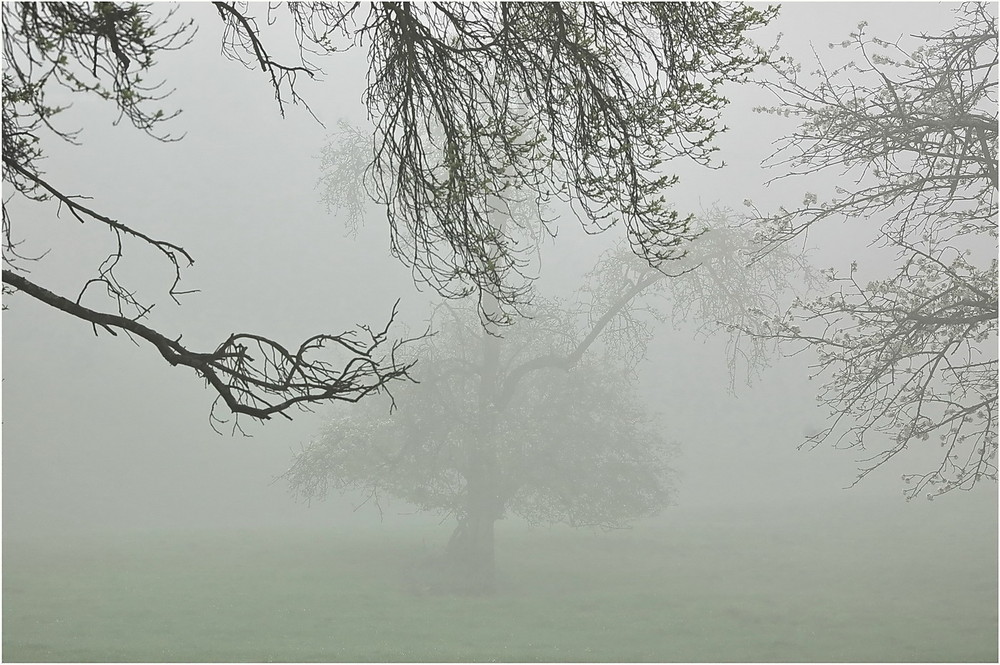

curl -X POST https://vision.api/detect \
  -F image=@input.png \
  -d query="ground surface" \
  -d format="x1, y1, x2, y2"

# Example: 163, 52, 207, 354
4, 499, 996, 662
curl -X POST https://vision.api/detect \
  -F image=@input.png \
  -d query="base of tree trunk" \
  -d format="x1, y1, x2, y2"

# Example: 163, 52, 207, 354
403, 516, 498, 596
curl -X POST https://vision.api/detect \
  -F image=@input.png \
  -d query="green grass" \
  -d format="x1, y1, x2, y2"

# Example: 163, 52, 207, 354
4, 504, 996, 662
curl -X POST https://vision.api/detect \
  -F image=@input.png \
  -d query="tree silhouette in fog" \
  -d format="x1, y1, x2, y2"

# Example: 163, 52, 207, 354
284, 212, 808, 593
285, 292, 673, 594
749, 4, 997, 499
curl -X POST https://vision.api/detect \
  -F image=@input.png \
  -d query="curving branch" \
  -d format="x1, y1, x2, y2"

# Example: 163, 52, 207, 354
3, 270, 416, 428
496, 268, 664, 407
497, 208, 813, 406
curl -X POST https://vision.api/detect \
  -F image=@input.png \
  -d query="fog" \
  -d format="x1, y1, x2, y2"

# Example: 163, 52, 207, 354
3, 3, 996, 662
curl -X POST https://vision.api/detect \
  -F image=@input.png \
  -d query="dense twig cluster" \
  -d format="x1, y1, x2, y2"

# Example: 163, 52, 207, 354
750, 3, 998, 498
289, 3, 776, 324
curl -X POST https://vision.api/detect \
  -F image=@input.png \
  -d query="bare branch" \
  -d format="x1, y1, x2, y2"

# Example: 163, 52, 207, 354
749, 4, 998, 499
310, 2, 777, 325
4, 270, 417, 424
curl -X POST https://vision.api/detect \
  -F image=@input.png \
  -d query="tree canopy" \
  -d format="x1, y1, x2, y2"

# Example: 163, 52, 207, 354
284, 302, 674, 531
220, 2, 777, 324
749, 3, 997, 499
284, 293, 674, 594
2, 2, 778, 425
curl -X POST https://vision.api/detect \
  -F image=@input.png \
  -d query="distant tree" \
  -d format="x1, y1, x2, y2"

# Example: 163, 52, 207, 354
748, 4, 997, 499
286, 305, 674, 594
2, 3, 414, 429
283, 210, 808, 594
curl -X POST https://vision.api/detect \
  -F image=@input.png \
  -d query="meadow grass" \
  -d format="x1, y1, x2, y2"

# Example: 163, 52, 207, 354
4, 502, 996, 662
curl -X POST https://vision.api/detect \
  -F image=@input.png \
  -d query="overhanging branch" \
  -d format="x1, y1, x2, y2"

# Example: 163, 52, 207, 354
3, 269, 415, 423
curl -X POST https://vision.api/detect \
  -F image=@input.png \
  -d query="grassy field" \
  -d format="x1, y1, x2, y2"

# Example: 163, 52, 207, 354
3, 501, 996, 662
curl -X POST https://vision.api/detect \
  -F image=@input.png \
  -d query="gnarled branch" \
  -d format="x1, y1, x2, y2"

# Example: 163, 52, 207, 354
3, 270, 417, 428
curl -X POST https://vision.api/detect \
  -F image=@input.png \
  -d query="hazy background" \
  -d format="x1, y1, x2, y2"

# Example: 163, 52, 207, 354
3, 2, 995, 544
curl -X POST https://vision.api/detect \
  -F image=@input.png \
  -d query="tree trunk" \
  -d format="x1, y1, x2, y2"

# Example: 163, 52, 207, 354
440, 314, 504, 594
446, 506, 497, 594
445, 446, 503, 594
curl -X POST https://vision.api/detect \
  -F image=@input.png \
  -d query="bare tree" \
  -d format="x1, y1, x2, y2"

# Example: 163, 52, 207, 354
284, 269, 681, 594
286, 302, 674, 595
749, 3, 998, 499
2, 3, 414, 429
213, 2, 778, 325
283, 208, 808, 594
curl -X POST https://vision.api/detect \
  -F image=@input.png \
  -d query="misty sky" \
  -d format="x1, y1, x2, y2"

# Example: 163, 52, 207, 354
3, 2, 996, 541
